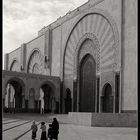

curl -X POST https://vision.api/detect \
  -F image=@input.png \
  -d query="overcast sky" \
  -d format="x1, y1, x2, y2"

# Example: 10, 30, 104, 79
3, 0, 88, 68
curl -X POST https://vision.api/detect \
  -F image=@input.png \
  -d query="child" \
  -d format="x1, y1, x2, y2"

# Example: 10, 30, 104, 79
40, 122, 48, 140
48, 124, 53, 140
31, 121, 38, 140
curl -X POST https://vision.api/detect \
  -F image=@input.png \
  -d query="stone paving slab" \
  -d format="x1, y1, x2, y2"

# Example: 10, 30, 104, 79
3, 120, 28, 131
3, 118, 11, 121
63, 124, 137, 140
3, 122, 33, 140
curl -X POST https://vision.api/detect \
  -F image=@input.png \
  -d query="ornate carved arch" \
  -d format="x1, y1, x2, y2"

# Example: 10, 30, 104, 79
10, 59, 20, 71
63, 9, 119, 81
73, 33, 100, 79
27, 49, 44, 74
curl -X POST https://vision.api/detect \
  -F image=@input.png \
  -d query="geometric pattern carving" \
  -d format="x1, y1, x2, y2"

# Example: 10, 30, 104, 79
74, 33, 100, 80
27, 50, 45, 74
64, 13, 119, 80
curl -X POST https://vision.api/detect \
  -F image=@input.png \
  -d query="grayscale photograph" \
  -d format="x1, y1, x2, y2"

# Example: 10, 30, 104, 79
2, 0, 137, 139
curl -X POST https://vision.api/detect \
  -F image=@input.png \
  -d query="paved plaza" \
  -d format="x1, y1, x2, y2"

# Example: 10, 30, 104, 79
2, 113, 137, 140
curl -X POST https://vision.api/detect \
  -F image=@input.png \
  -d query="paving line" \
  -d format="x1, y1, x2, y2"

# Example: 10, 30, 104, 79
3, 120, 21, 125
3, 120, 32, 132
13, 122, 41, 140
3, 118, 10, 121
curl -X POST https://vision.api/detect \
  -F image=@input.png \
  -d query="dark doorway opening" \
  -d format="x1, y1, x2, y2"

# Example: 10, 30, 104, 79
40, 84, 54, 113
102, 83, 113, 113
65, 88, 72, 114
79, 54, 96, 112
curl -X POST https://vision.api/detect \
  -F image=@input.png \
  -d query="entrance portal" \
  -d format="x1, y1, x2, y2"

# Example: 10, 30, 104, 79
79, 54, 96, 112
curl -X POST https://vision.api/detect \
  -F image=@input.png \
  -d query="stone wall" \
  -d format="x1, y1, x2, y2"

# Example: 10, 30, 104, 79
121, 0, 137, 111
8, 47, 22, 71
26, 35, 45, 71
51, 26, 61, 77
68, 112, 137, 127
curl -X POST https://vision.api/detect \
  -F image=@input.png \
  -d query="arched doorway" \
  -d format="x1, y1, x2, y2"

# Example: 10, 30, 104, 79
102, 83, 113, 113
28, 88, 35, 112
65, 88, 72, 114
79, 54, 96, 112
40, 83, 55, 113
4, 78, 25, 113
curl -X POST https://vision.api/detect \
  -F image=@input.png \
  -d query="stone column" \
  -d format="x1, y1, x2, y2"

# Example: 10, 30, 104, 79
73, 79, 77, 112
5, 92, 8, 108
20, 43, 26, 72
96, 75, 100, 113
52, 97, 56, 113
4, 54, 9, 70
22, 95, 25, 109
40, 88, 44, 114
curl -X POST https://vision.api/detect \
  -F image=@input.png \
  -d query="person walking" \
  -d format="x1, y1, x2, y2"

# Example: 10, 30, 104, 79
40, 122, 48, 140
48, 124, 53, 140
31, 121, 38, 140
51, 118, 59, 140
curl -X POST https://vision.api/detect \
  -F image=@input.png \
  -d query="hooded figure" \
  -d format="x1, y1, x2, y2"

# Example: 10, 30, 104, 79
51, 118, 59, 140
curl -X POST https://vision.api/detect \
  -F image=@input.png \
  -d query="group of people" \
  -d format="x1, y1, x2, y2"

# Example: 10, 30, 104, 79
31, 118, 59, 140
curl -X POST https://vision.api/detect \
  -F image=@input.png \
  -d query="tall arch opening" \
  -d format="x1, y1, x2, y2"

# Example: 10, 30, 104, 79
40, 83, 55, 113
4, 78, 25, 113
79, 54, 96, 112
102, 83, 113, 113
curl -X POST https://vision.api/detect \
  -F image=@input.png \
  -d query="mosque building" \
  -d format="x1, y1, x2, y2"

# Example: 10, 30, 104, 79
2, 0, 137, 126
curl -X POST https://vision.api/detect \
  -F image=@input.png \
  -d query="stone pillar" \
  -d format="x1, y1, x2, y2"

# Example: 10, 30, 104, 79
37, 100, 40, 113
99, 96, 102, 113
40, 88, 44, 114
44, 27, 52, 76
5, 91, 8, 108
20, 43, 26, 72
22, 95, 25, 108
51, 97, 55, 113
73, 80, 77, 112
96, 75, 100, 113
8, 85, 15, 113
4, 54, 9, 70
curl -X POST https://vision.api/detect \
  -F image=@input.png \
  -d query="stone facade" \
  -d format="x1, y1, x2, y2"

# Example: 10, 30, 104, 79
3, 0, 137, 114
